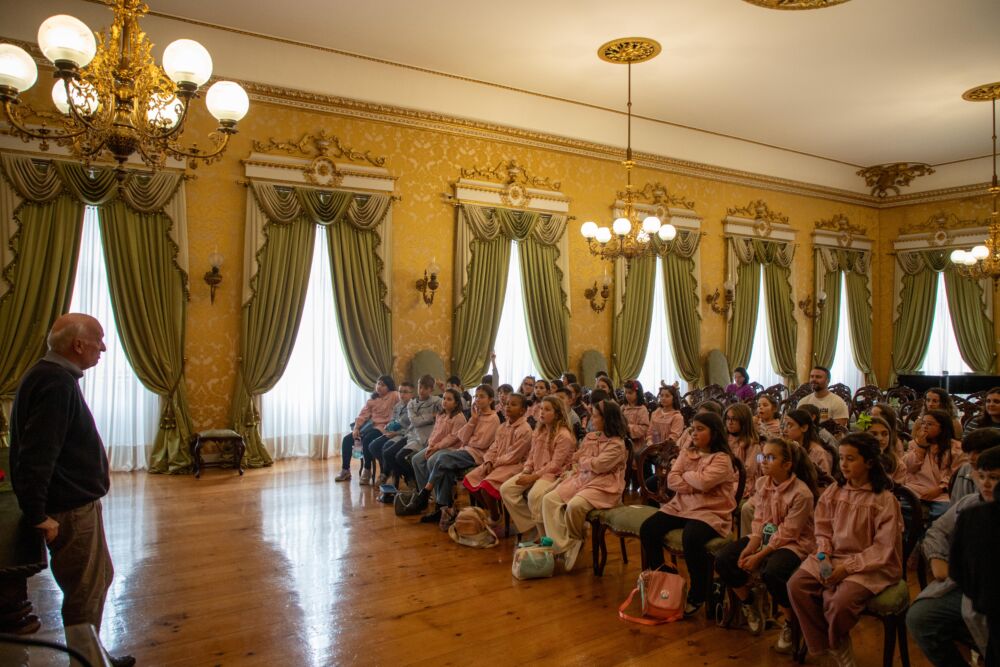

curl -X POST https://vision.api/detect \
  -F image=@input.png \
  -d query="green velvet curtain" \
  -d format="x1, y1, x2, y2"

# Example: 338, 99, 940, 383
452, 236, 512, 388
762, 261, 799, 383
233, 214, 317, 467
844, 267, 876, 385
811, 251, 842, 370
813, 247, 875, 386
99, 200, 193, 473
891, 250, 945, 378
662, 231, 703, 385
611, 255, 656, 385
944, 267, 996, 373
0, 195, 84, 446
519, 236, 570, 380
451, 205, 568, 387
725, 260, 761, 371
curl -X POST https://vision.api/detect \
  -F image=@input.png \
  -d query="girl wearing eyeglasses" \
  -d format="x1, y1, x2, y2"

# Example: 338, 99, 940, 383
715, 437, 819, 649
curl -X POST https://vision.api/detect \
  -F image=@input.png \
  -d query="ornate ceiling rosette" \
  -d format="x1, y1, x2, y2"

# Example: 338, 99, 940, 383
741, 0, 852, 9
856, 162, 935, 198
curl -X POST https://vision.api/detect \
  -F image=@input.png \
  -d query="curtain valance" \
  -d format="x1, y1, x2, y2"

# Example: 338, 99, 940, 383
460, 204, 566, 245
249, 180, 392, 229
730, 236, 795, 267
896, 248, 950, 276
817, 246, 869, 276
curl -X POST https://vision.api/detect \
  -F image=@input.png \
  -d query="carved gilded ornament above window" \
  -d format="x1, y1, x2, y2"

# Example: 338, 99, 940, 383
815, 214, 867, 247
856, 162, 935, 198
741, 0, 852, 8
900, 212, 976, 246
251, 130, 387, 188
458, 159, 562, 208
625, 182, 696, 217
727, 199, 789, 237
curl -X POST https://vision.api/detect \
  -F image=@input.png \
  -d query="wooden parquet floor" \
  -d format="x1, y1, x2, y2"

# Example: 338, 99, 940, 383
26, 459, 934, 666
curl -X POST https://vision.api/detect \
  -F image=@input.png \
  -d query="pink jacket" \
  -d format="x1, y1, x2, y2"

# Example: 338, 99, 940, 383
729, 435, 762, 499
903, 441, 966, 502
799, 482, 903, 595
456, 411, 501, 465
424, 411, 468, 456
355, 391, 400, 434
622, 405, 650, 443
750, 474, 816, 559
523, 425, 575, 480
756, 418, 781, 440
648, 408, 685, 445
661, 450, 738, 537
463, 415, 532, 489
807, 440, 833, 477
553, 432, 627, 508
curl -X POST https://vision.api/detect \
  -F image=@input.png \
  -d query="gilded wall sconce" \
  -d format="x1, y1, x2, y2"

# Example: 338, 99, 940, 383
706, 281, 735, 315
584, 275, 612, 313
204, 251, 223, 305
415, 258, 440, 306
798, 292, 827, 319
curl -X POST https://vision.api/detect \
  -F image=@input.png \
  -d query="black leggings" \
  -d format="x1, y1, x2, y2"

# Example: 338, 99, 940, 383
380, 439, 409, 478
393, 447, 417, 484
639, 512, 720, 604
340, 428, 382, 471
714, 536, 801, 608
367, 434, 404, 473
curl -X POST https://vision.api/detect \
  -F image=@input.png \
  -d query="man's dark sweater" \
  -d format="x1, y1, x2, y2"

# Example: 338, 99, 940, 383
9, 354, 109, 526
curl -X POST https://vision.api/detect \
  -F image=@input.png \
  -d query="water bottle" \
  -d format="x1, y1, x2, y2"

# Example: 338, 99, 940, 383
540, 536, 554, 547
762, 523, 777, 547
817, 552, 833, 580
352, 439, 363, 459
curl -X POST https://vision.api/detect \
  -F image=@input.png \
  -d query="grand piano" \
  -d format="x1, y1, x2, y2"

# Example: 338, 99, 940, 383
897, 373, 1000, 395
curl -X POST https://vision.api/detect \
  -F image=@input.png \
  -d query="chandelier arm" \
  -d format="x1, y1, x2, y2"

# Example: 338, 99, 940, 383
2, 100, 94, 143
59, 79, 115, 135
164, 130, 234, 162
139, 96, 194, 143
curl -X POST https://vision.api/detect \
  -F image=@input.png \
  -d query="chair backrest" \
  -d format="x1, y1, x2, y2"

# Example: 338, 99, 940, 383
704, 349, 730, 388
851, 384, 883, 421
953, 396, 980, 428
828, 383, 853, 408
885, 384, 918, 405
891, 484, 925, 568
410, 349, 446, 388
579, 349, 609, 388
765, 383, 790, 403
783, 382, 813, 412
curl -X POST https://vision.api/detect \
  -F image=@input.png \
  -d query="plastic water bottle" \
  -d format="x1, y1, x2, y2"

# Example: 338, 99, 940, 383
817, 552, 833, 580
762, 523, 777, 547
352, 439, 363, 459
540, 536, 554, 547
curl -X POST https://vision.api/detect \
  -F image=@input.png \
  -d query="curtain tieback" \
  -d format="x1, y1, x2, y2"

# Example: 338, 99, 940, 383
158, 367, 185, 431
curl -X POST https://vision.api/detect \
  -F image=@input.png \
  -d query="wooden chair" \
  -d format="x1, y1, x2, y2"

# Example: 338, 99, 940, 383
953, 396, 980, 429
828, 383, 854, 409
885, 385, 918, 406
851, 384, 884, 421
783, 383, 813, 413
764, 383, 790, 404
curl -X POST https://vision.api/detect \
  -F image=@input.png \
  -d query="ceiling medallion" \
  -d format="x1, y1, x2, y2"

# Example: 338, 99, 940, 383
856, 162, 935, 198
962, 82, 1000, 103
741, 0, 852, 9
597, 37, 662, 65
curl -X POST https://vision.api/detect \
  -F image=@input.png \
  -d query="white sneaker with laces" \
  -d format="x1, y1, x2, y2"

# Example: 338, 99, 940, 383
775, 622, 794, 654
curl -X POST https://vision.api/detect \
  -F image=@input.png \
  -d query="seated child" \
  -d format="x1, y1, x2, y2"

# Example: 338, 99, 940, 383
461, 393, 533, 520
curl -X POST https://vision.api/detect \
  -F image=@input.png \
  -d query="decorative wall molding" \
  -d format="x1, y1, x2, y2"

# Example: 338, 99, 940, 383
723, 200, 795, 242
894, 212, 986, 251
856, 162, 936, 198
812, 214, 872, 250
445, 161, 569, 213
742, 0, 852, 8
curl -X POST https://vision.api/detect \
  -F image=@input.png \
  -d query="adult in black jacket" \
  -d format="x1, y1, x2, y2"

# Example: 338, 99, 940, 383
9, 313, 134, 667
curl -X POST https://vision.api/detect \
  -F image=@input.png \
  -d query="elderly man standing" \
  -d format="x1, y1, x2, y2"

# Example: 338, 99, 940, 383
9, 313, 134, 667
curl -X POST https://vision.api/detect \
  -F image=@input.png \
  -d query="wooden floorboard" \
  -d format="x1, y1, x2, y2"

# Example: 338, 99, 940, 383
25, 458, 934, 666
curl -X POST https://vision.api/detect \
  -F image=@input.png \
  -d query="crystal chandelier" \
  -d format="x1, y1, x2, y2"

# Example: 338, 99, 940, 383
949, 83, 1000, 280
580, 37, 677, 262
0, 0, 249, 176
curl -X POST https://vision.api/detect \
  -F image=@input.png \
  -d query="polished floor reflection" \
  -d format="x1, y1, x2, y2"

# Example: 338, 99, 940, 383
27, 460, 933, 666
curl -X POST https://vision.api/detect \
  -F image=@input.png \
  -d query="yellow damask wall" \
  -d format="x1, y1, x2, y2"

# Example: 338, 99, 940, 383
178, 97, 885, 429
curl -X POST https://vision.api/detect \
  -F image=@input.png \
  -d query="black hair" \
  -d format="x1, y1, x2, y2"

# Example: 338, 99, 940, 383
658, 383, 682, 412
550, 379, 565, 391
812, 366, 831, 380
442, 388, 464, 416
733, 366, 749, 384
799, 403, 822, 425
924, 387, 956, 417
536, 379, 551, 392
963, 428, 1000, 455
838, 432, 891, 494
562, 372, 578, 385
595, 370, 610, 379
976, 445, 1000, 471
446, 375, 463, 387
498, 383, 514, 394
923, 409, 957, 469
691, 412, 737, 466
623, 379, 646, 407
474, 383, 496, 410
592, 399, 629, 441
481, 374, 493, 386
589, 388, 610, 405
555, 387, 572, 397
697, 399, 723, 416
569, 382, 584, 405
507, 392, 528, 410
764, 437, 820, 500
372, 374, 396, 398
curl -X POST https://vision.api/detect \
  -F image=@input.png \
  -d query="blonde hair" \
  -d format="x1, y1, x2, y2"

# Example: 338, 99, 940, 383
538, 395, 572, 445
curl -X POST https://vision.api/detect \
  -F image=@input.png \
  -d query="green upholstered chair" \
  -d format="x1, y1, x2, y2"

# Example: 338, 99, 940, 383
704, 349, 730, 389
579, 349, 608, 388
409, 350, 446, 387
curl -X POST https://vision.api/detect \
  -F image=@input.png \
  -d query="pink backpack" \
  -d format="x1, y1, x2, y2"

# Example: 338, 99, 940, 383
618, 569, 687, 625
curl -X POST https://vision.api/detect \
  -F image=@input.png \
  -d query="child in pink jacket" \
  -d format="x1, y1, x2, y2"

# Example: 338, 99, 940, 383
463, 394, 533, 520
499, 396, 575, 542
715, 438, 818, 651
621, 380, 650, 444
541, 399, 628, 572
788, 432, 903, 667
647, 384, 685, 446
904, 409, 966, 520
639, 411, 739, 616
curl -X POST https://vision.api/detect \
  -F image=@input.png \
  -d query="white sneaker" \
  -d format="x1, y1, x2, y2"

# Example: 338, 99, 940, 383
563, 541, 583, 572
359, 469, 371, 485
334, 469, 351, 482
775, 622, 794, 654
742, 600, 763, 635
828, 635, 857, 667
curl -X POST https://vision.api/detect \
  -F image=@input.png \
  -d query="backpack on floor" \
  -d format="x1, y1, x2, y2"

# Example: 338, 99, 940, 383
447, 506, 498, 548
618, 569, 687, 625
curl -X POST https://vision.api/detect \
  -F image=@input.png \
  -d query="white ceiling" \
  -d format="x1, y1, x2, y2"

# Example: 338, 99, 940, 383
3, 0, 999, 194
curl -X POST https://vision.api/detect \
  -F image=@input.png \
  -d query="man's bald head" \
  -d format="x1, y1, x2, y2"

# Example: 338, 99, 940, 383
48, 314, 105, 369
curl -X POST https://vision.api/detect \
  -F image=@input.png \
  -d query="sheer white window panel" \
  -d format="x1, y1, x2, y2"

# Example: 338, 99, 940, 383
494, 240, 542, 386
638, 257, 681, 392
746, 271, 785, 389
829, 273, 866, 392
919, 272, 972, 376
70, 206, 159, 472
261, 226, 369, 460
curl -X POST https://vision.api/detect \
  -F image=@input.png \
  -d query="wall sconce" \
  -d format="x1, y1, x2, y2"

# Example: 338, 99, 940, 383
798, 291, 827, 319
706, 280, 735, 315
584, 273, 612, 313
204, 251, 223, 305
415, 258, 440, 305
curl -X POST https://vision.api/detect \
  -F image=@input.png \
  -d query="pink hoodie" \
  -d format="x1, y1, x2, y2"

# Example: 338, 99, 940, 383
424, 411, 467, 456
355, 391, 400, 433
456, 411, 501, 465
621, 404, 650, 443
903, 440, 966, 502
750, 474, 816, 559
648, 408, 685, 445
553, 431, 627, 508
729, 435, 762, 499
661, 450, 738, 537
522, 425, 576, 480
463, 415, 532, 489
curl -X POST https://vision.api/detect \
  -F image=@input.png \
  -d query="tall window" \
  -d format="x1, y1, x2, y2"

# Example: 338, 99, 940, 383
638, 258, 681, 391
746, 272, 784, 389
920, 272, 971, 375
261, 227, 369, 460
829, 273, 866, 391
70, 206, 159, 471
494, 241, 541, 386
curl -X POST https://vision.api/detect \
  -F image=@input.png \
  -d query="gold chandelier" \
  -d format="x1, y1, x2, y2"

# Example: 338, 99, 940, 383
580, 37, 677, 262
0, 0, 249, 176
949, 82, 1000, 281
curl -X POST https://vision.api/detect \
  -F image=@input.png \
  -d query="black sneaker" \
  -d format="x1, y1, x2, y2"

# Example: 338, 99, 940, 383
420, 509, 442, 524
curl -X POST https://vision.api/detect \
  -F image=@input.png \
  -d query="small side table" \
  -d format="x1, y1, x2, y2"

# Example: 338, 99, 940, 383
190, 429, 246, 479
